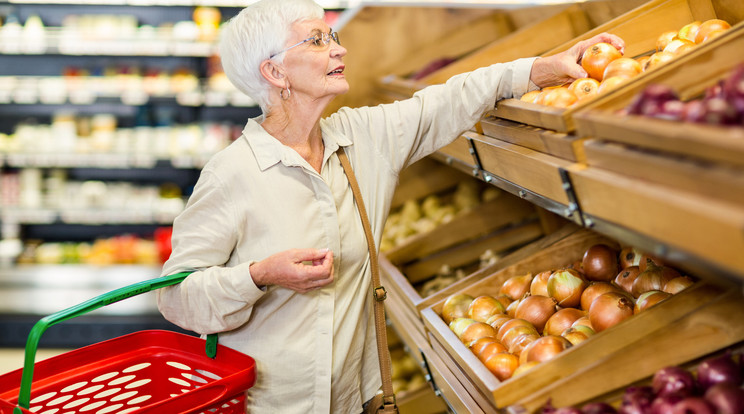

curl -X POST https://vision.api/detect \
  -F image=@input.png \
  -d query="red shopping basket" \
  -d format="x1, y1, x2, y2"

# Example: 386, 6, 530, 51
0, 272, 256, 414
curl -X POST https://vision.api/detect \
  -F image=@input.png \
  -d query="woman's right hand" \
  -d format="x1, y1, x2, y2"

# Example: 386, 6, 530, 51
250, 248, 335, 293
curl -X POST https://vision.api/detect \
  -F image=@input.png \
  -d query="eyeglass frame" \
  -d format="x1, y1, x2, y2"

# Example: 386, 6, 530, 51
269, 30, 340, 59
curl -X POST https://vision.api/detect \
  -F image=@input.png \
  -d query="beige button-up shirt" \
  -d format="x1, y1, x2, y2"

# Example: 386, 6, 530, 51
157, 58, 536, 413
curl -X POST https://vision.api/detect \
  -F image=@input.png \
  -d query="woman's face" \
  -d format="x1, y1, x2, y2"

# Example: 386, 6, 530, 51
281, 18, 348, 102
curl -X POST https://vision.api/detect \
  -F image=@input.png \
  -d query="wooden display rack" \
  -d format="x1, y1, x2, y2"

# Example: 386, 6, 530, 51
493, 0, 744, 134
420, 227, 736, 411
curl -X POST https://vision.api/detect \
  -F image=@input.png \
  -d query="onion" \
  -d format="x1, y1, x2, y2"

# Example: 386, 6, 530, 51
582, 402, 617, 414
515, 295, 558, 334
483, 351, 519, 381
619, 247, 643, 268
702, 97, 740, 126
508, 333, 540, 356
683, 100, 707, 123
621, 386, 655, 414
652, 366, 697, 398
572, 316, 594, 331
561, 326, 592, 346
651, 394, 684, 414
581, 281, 624, 311
477, 341, 509, 363
632, 259, 681, 298
582, 244, 620, 282
556, 408, 583, 414
500, 273, 534, 301
525, 335, 572, 363
588, 292, 634, 332
449, 317, 477, 337
497, 318, 535, 343
442, 293, 475, 324
639, 255, 666, 272
460, 321, 497, 346
470, 336, 501, 357
663, 276, 695, 295
467, 295, 507, 323
697, 352, 742, 390
548, 268, 588, 308
671, 397, 716, 414
634, 290, 672, 314
507, 298, 521, 318
544, 308, 586, 337
495, 294, 513, 309
614, 266, 642, 295
501, 324, 539, 350
486, 313, 513, 331
531, 270, 552, 297
512, 360, 540, 377
704, 383, 744, 414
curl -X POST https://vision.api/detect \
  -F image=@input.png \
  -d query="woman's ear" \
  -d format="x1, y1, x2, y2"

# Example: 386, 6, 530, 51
259, 60, 286, 90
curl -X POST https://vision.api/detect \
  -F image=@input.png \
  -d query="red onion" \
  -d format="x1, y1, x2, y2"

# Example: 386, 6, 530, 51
582, 402, 617, 414
671, 397, 716, 414
682, 100, 707, 123
697, 352, 742, 390
622, 386, 655, 409
702, 98, 740, 125
704, 383, 744, 414
652, 366, 697, 398
651, 394, 684, 414
556, 408, 583, 414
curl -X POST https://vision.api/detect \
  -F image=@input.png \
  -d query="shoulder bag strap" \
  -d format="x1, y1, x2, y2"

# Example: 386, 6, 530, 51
336, 147, 397, 411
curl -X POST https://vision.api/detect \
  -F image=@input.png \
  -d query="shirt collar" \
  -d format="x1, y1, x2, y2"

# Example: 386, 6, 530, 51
241, 116, 352, 172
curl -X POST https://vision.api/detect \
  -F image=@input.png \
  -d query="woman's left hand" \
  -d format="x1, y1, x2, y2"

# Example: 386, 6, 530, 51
530, 32, 625, 88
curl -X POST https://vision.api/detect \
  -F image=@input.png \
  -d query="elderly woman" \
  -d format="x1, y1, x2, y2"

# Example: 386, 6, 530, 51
157, 0, 623, 412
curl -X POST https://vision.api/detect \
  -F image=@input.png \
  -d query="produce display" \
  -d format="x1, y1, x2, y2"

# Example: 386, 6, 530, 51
417, 248, 500, 297
441, 244, 695, 382
391, 346, 428, 396
536, 350, 744, 414
622, 64, 744, 126
520, 19, 733, 108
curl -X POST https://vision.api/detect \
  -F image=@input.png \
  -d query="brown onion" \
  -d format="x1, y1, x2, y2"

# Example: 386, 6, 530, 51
483, 351, 520, 381
639, 254, 665, 271
469, 336, 501, 357
515, 295, 558, 334
460, 321, 497, 346
512, 360, 540, 377
494, 294, 513, 309
632, 259, 681, 297
589, 292, 635, 332
486, 313, 513, 331
496, 318, 535, 343
547, 268, 588, 308
506, 298, 521, 318
501, 325, 539, 350
525, 335, 572, 363
508, 333, 540, 356
530, 270, 552, 297
477, 341, 509, 362
467, 295, 506, 323
580, 281, 624, 310
614, 266, 641, 294
582, 244, 619, 282
543, 308, 586, 337
663, 276, 695, 294
449, 317, 478, 337
499, 273, 534, 301
571, 316, 593, 331
634, 290, 672, 314
561, 326, 592, 346
619, 246, 643, 268
442, 293, 474, 325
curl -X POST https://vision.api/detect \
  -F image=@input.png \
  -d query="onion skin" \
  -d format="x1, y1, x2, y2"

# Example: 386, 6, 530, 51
572, 316, 594, 331
486, 313, 513, 331
531, 270, 553, 297
508, 333, 540, 356
697, 352, 742, 391
653, 366, 697, 398
620, 386, 655, 414
470, 336, 501, 357
544, 308, 586, 337
582, 402, 618, 414
501, 325, 539, 350
663, 276, 695, 294
515, 295, 558, 334
497, 318, 535, 343
500, 273, 534, 301
467, 295, 507, 323
561, 326, 591, 346
460, 321, 497, 346
477, 341, 509, 363
589, 292, 635, 332
581, 281, 624, 311
704, 383, 744, 414
632, 259, 681, 298
483, 351, 519, 381
582, 244, 620, 282
651, 394, 684, 414
634, 290, 672, 314
620, 247, 643, 268
442, 293, 475, 325
615, 266, 642, 294
548, 268, 588, 308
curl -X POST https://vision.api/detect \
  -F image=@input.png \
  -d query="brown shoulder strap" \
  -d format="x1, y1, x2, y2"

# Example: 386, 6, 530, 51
336, 147, 397, 410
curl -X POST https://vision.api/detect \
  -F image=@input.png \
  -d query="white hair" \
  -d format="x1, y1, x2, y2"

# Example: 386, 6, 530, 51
219, 0, 324, 113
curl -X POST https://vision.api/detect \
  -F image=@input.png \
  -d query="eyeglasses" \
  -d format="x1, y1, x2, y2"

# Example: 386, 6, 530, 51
269, 30, 340, 59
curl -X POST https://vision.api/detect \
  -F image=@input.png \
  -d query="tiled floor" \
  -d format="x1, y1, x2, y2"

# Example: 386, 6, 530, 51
0, 348, 70, 376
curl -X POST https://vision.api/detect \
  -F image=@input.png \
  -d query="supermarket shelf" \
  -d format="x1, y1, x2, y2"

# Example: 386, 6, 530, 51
1, 153, 213, 169
1, 206, 181, 225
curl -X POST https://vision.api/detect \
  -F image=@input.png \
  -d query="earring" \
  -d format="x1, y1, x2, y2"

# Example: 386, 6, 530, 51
280, 87, 291, 100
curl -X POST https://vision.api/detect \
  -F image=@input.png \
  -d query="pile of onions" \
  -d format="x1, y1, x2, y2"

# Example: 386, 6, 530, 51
632, 259, 681, 297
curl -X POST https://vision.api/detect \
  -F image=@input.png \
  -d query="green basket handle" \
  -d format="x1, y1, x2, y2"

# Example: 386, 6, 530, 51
15, 271, 218, 412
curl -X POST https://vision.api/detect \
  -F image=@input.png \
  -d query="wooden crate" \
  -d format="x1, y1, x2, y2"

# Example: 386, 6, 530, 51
421, 227, 731, 410
479, 116, 587, 162
572, 24, 744, 182
568, 165, 744, 279
493, 0, 744, 133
